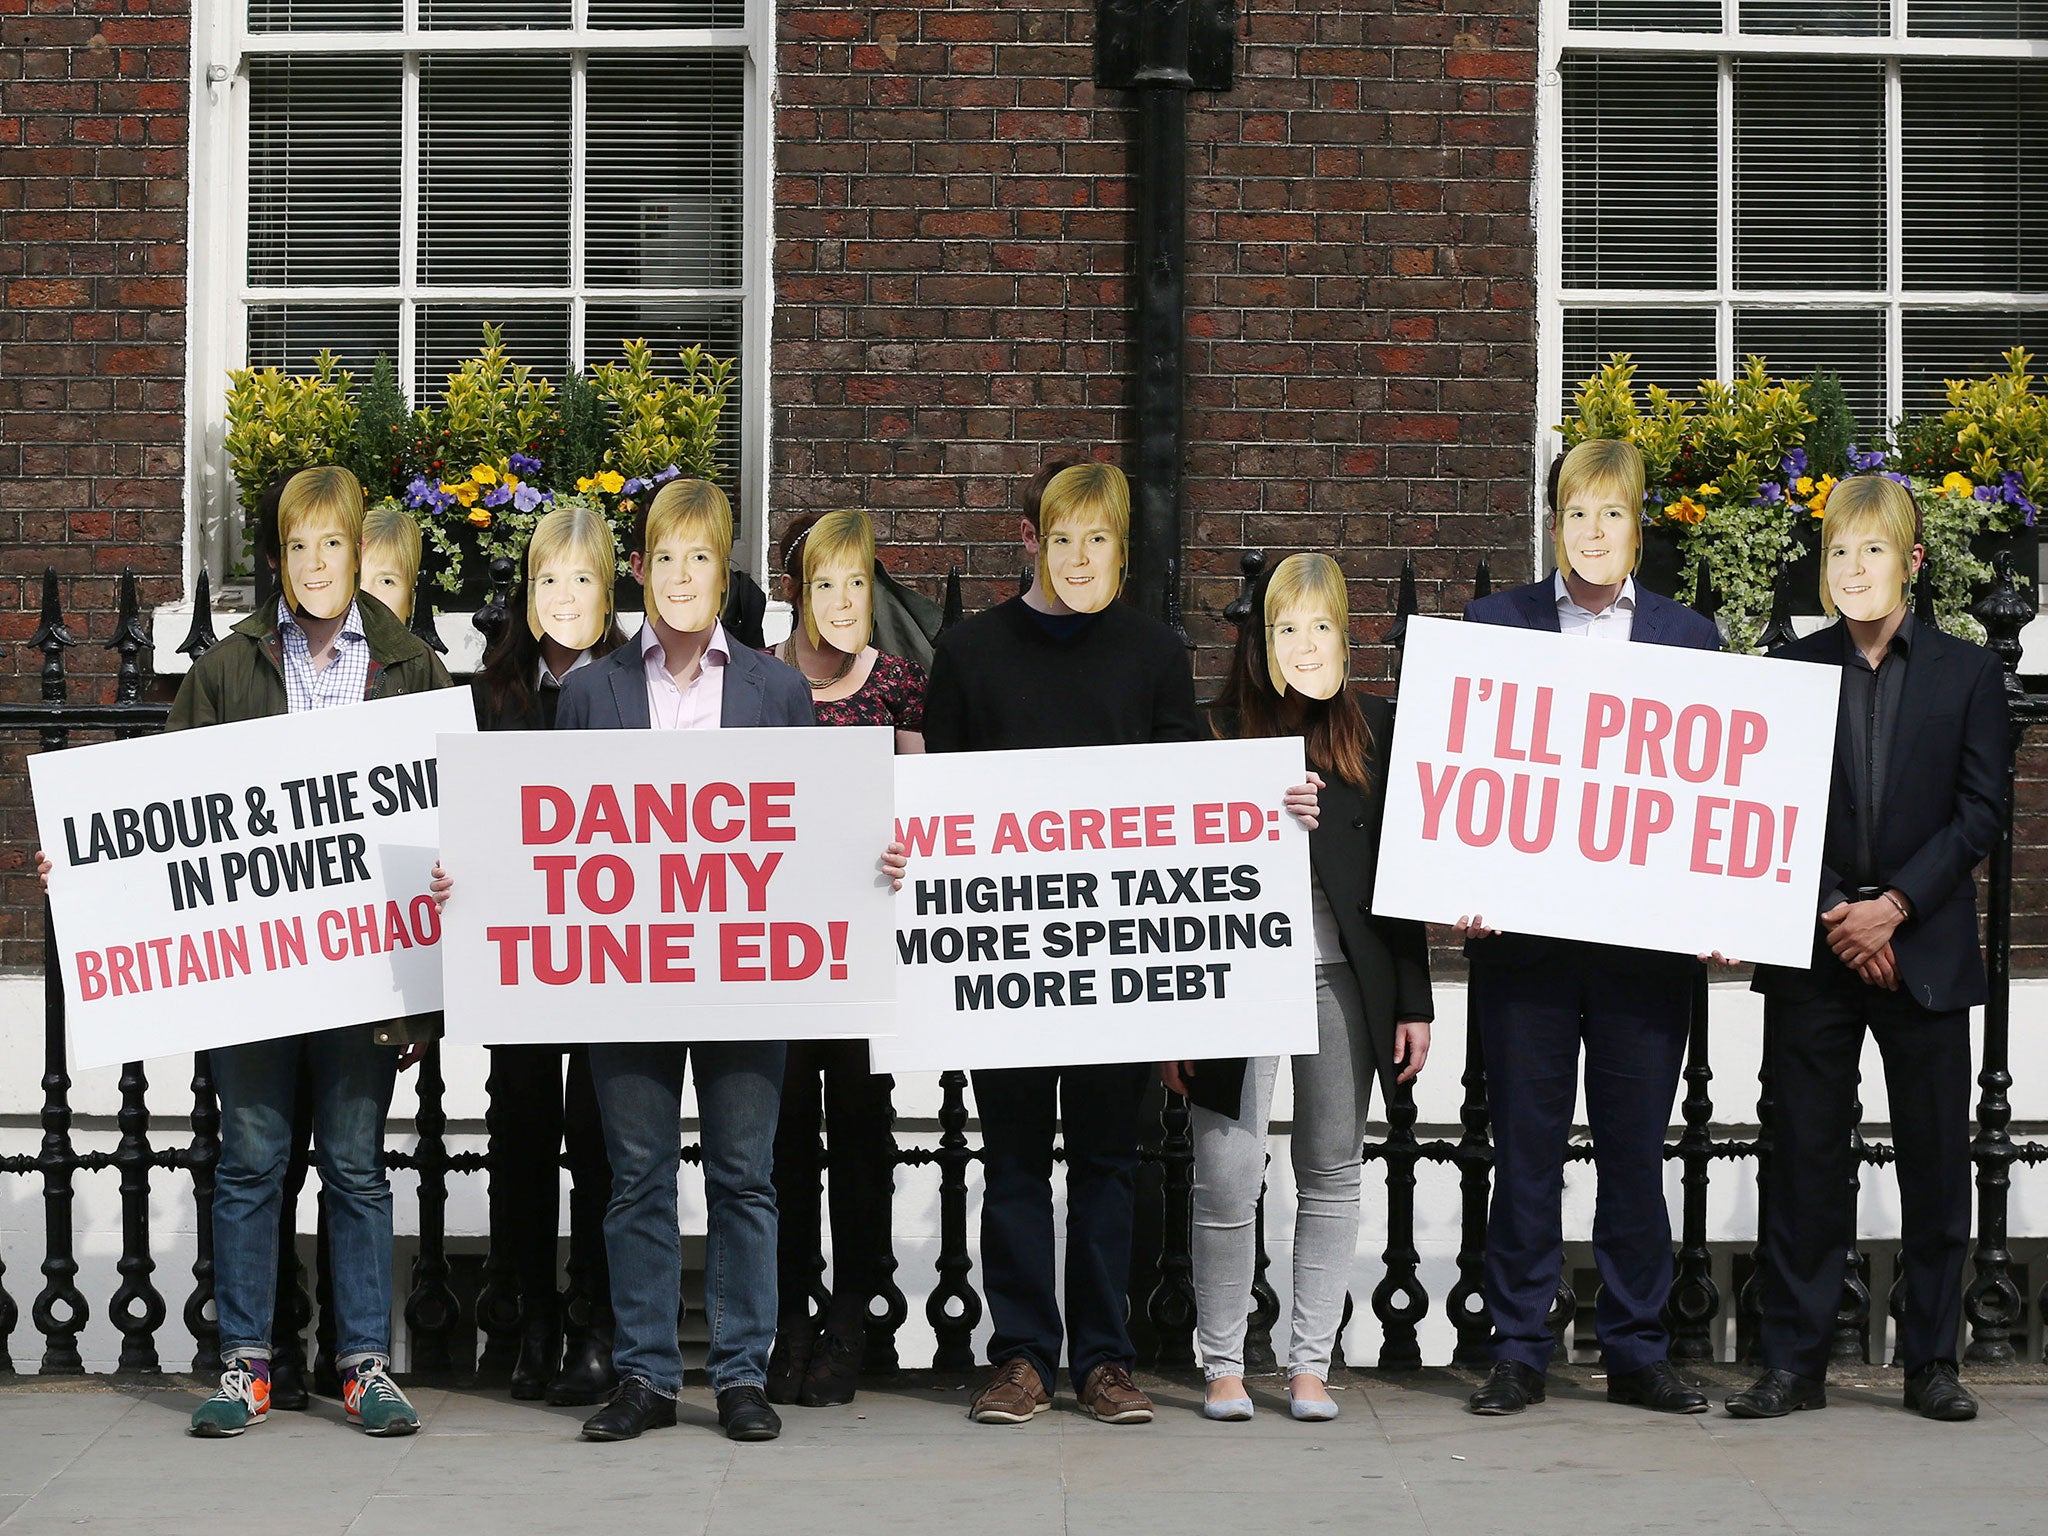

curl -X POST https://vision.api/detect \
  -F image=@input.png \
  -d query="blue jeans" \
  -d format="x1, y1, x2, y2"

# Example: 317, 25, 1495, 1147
210, 1026, 400, 1368
589, 1041, 785, 1395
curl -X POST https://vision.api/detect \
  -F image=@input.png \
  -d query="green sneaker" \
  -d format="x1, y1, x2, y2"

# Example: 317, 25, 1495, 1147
189, 1360, 270, 1437
343, 1358, 420, 1436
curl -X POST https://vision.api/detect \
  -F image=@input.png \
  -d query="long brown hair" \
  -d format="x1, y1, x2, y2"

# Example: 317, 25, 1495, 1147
1209, 554, 1374, 791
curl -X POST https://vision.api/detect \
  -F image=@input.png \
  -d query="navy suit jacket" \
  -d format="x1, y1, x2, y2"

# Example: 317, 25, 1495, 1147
1751, 620, 2007, 1014
1461, 576, 1721, 976
554, 630, 816, 733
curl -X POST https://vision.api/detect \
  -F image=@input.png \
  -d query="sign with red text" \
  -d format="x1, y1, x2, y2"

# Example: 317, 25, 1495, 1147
435, 727, 896, 1044
1373, 617, 1841, 966
30, 689, 475, 1069
871, 738, 1316, 1074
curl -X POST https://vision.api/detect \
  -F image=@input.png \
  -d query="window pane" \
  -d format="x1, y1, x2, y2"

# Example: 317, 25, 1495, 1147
420, 0, 567, 26
1740, 0, 1887, 34
1901, 310, 2048, 415
1734, 61, 1884, 289
1732, 309, 1887, 428
1562, 307, 1719, 397
588, 0, 743, 27
586, 52, 746, 290
414, 306, 572, 402
1567, 0, 1718, 28
1562, 56, 1717, 289
248, 57, 402, 287
247, 0, 398, 32
1903, 62, 2048, 293
419, 55, 571, 287
585, 301, 746, 492
1908, 0, 2048, 37
247, 303, 402, 376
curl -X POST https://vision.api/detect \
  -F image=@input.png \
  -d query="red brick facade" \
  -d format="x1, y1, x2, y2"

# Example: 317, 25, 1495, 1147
5, 0, 2043, 972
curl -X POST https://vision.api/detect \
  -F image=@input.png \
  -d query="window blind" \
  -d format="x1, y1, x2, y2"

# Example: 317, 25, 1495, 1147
1908, 0, 2048, 38
1902, 310, 2048, 413
1902, 62, 2048, 292
585, 51, 746, 291
418, 54, 572, 288
247, 56, 402, 288
1732, 309, 1887, 424
1734, 60, 1885, 289
1562, 308, 1719, 396
1561, 56, 1717, 289
246, 303, 403, 375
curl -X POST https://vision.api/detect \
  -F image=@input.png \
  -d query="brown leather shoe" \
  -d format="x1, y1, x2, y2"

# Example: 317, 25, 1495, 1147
1078, 1363, 1154, 1424
969, 1357, 1052, 1424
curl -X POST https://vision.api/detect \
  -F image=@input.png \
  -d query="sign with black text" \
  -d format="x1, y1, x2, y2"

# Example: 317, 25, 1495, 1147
873, 739, 1316, 1073
31, 689, 474, 1068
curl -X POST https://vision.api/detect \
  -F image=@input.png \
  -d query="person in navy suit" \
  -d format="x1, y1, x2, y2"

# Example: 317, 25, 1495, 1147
1460, 438, 1720, 1416
1727, 474, 2007, 1424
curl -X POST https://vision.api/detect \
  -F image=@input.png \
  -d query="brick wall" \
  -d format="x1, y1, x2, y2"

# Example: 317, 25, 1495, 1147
770, 0, 1540, 692
0, 3, 190, 966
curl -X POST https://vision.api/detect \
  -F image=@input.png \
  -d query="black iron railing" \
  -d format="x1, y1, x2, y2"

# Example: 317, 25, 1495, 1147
2, 549, 2045, 1377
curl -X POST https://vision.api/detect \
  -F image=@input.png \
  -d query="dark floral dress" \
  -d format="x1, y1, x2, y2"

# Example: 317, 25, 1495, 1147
810, 649, 927, 730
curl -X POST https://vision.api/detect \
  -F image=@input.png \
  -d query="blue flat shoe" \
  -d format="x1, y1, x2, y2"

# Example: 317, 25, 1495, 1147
1203, 1395, 1254, 1421
1290, 1394, 1340, 1422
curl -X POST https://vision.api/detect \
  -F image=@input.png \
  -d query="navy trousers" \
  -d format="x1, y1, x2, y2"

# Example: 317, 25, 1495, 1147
1474, 947, 1691, 1375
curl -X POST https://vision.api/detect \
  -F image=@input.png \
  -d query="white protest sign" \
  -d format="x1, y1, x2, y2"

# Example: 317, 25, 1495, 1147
436, 727, 896, 1044
873, 738, 1316, 1074
31, 689, 475, 1069
1373, 616, 1841, 967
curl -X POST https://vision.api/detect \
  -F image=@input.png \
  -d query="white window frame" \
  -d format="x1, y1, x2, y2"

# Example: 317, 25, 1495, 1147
1533, 0, 2048, 569
180, 0, 775, 611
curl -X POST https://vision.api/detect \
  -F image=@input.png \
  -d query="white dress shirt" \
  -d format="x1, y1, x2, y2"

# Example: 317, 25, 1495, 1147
641, 619, 729, 731
1553, 569, 1636, 642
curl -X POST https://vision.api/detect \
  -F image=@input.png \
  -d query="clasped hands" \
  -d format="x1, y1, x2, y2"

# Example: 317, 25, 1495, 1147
1821, 894, 1906, 991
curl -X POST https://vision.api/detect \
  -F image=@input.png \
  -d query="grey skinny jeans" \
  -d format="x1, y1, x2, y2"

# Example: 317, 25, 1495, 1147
1191, 964, 1374, 1382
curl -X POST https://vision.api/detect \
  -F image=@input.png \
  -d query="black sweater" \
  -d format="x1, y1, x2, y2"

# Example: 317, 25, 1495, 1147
921, 597, 1201, 753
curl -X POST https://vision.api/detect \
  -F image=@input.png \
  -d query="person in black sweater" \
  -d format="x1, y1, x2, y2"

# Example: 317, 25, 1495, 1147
923, 461, 1317, 1428
474, 505, 628, 1406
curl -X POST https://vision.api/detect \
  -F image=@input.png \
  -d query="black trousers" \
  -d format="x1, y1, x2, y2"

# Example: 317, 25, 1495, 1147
771, 1038, 896, 1339
1473, 948, 1691, 1375
972, 1061, 1152, 1394
486, 1045, 612, 1316
1760, 964, 1973, 1379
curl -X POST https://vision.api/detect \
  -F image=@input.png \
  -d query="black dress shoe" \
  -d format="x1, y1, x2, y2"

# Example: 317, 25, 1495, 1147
798, 1329, 862, 1408
717, 1384, 783, 1442
510, 1316, 562, 1402
1467, 1359, 1546, 1415
1904, 1361, 1978, 1422
1725, 1369, 1827, 1419
1607, 1360, 1709, 1414
579, 1377, 678, 1442
268, 1356, 310, 1413
766, 1326, 814, 1406
547, 1329, 619, 1407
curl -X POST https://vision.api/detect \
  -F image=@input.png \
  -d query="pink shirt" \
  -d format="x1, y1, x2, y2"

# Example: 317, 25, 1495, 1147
641, 619, 729, 731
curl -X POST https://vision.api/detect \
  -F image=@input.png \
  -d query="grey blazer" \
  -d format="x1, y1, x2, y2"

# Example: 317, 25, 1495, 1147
554, 632, 817, 732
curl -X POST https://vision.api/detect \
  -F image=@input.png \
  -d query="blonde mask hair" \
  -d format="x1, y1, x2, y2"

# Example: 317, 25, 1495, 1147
1264, 553, 1350, 699
1820, 475, 1921, 620
277, 466, 366, 619
639, 478, 732, 633
797, 509, 877, 653
526, 504, 617, 650
1551, 438, 1645, 579
1034, 462, 1130, 613
359, 505, 422, 623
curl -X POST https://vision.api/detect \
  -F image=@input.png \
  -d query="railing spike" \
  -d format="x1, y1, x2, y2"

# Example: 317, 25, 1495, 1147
177, 569, 219, 662
1473, 557, 1493, 604
1222, 550, 1266, 632
409, 570, 447, 655
940, 566, 964, 634
1386, 554, 1420, 650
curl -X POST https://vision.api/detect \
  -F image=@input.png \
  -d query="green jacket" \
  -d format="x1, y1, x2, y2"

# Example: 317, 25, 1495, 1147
168, 591, 454, 1045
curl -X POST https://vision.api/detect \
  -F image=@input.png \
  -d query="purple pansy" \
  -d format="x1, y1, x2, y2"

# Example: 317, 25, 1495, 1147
512, 483, 547, 513
508, 451, 544, 478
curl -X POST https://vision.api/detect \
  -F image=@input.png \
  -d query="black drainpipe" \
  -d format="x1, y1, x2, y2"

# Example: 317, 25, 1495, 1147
1096, 0, 1235, 643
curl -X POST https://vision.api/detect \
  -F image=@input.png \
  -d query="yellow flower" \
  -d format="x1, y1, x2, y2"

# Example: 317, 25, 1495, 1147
504, 474, 521, 491
1667, 496, 1706, 526
467, 507, 493, 528
1794, 476, 1815, 497
470, 464, 498, 485
446, 480, 478, 507
1942, 471, 1976, 497
575, 475, 594, 493
1696, 482, 1721, 499
597, 470, 626, 495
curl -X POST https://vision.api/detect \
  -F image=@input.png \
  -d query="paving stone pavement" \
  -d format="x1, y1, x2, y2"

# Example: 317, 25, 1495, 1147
2, 1364, 2045, 1535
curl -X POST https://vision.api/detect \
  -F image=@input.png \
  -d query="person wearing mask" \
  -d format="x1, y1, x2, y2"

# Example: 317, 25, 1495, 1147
1729, 474, 2005, 1423
359, 505, 423, 625
1459, 438, 1719, 1417
921, 459, 1319, 1428
766, 509, 926, 1408
1166, 553, 1432, 1423
473, 505, 628, 1406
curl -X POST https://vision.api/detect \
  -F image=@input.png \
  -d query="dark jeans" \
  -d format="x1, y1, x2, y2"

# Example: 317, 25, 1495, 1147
487, 1045, 612, 1317
589, 1041, 785, 1395
1474, 949, 1691, 1376
1760, 965, 1973, 1379
972, 1060, 1151, 1394
772, 1038, 895, 1340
